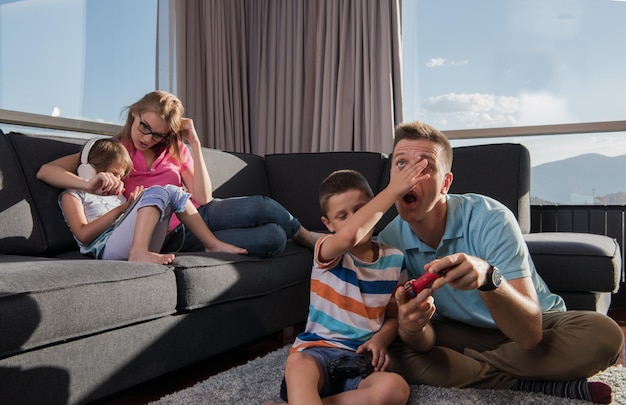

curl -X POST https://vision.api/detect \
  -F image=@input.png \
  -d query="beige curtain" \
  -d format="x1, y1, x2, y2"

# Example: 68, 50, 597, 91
174, 0, 252, 153
171, 0, 402, 155
311, 0, 402, 153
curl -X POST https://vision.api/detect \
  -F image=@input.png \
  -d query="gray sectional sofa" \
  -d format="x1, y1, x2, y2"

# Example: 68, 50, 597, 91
0, 130, 621, 404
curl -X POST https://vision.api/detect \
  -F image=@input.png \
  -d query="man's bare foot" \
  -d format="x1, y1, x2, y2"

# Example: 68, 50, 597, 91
128, 250, 175, 264
205, 241, 248, 255
293, 227, 324, 249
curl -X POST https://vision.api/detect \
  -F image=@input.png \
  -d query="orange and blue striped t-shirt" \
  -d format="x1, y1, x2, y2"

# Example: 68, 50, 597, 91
291, 235, 407, 353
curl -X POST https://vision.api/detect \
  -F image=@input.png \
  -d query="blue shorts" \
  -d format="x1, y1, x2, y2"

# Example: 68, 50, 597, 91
280, 347, 366, 401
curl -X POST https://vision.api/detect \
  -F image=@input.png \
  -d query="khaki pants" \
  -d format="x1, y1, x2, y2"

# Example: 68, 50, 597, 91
389, 311, 624, 389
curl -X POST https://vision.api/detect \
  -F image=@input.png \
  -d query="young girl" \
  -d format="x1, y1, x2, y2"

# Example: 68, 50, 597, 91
59, 137, 247, 264
38, 90, 319, 258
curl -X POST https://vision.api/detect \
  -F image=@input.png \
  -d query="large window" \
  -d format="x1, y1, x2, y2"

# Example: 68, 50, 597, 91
0, 0, 158, 126
402, 0, 626, 205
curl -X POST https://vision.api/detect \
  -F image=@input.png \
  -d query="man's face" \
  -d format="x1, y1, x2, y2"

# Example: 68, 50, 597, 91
391, 139, 451, 224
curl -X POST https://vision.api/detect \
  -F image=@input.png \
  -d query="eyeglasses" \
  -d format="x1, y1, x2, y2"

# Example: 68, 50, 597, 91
137, 112, 171, 143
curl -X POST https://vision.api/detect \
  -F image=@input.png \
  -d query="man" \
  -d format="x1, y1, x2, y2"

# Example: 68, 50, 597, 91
377, 121, 624, 404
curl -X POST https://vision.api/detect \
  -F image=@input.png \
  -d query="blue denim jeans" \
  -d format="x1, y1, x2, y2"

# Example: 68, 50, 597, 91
279, 347, 365, 401
161, 195, 302, 258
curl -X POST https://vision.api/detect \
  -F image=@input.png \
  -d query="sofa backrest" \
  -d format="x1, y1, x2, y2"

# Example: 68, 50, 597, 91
1, 132, 82, 255
0, 130, 47, 255
201, 148, 271, 198
450, 143, 531, 233
265, 152, 389, 232
0, 130, 531, 256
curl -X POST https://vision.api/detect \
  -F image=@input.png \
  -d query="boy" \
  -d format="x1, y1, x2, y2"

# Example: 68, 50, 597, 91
270, 160, 431, 405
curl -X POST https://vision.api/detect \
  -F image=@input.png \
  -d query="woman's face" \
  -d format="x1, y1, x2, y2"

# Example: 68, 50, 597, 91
130, 111, 171, 151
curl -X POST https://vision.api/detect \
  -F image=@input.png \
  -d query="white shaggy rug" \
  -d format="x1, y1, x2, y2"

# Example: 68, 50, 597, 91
151, 345, 626, 405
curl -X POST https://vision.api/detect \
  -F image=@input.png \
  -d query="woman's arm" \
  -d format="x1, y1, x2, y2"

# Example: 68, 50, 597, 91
178, 118, 213, 205
37, 153, 124, 196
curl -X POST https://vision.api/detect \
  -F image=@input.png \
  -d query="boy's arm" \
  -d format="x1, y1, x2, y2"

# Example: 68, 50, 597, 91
318, 160, 428, 262
357, 303, 400, 371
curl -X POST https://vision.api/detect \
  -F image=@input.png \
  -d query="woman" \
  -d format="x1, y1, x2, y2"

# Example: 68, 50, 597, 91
38, 91, 318, 258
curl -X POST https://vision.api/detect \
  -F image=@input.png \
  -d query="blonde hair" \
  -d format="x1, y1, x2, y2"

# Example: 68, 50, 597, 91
116, 90, 185, 163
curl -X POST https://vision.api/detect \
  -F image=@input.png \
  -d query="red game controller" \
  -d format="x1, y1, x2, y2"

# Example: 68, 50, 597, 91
403, 270, 447, 299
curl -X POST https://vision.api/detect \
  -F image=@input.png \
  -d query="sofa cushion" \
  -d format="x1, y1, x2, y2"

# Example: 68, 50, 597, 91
0, 255, 177, 358
5, 132, 85, 255
0, 132, 49, 255
173, 244, 312, 311
265, 152, 388, 231
524, 232, 621, 293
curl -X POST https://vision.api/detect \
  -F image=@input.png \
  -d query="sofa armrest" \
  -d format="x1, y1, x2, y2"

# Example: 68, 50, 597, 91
524, 232, 622, 312
524, 232, 621, 293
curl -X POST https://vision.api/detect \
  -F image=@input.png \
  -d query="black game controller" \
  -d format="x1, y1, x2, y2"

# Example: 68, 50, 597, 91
327, 354, 374, 380
403, 269, 447, 299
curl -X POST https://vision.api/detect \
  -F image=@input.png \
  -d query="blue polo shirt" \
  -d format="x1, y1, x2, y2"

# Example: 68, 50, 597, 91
378, 193, 565, 328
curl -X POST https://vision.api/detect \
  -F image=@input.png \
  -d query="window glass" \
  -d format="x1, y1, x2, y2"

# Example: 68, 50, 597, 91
451, 132, 626, 205
402, 0, 626, 205
402, 0, 626, 129
0, 0, 157, 125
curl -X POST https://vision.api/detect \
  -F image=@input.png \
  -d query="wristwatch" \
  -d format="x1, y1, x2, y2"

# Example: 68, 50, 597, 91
478, 265, 502, 291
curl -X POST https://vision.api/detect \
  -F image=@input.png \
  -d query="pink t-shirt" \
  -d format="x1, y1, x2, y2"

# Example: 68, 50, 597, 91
121, 139, 197, 231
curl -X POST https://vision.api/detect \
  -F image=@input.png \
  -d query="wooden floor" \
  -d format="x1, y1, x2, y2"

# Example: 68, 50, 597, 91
92, 308, 626, 405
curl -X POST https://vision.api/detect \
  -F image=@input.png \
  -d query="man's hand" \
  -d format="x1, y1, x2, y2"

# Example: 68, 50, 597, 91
395, 285, 436, 336
425, 253, 491, 291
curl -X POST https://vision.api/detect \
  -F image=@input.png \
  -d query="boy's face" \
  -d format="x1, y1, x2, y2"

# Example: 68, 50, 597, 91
321, 189, 373, 241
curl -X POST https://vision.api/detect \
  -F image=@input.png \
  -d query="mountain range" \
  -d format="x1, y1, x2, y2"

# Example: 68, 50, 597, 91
531, 153, 626, 204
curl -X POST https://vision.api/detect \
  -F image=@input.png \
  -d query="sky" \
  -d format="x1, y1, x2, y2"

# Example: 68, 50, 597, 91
0, 0, 156, 124
402, 0, 626, 165
1, 0, 625, 167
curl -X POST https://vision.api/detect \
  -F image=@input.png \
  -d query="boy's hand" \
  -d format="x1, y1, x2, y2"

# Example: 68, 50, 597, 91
357, 340, 390, 371
388, 159, 429, 200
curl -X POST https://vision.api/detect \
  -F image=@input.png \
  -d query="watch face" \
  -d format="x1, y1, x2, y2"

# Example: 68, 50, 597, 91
492, 267, 502, 286
478, 266, 501, 291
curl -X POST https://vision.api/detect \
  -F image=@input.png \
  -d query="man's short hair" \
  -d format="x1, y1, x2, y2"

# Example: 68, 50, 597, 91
393, 121, 453, 172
